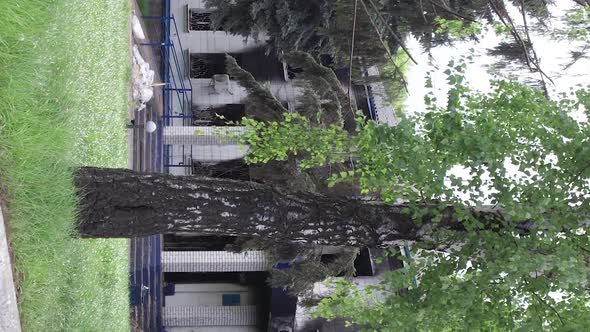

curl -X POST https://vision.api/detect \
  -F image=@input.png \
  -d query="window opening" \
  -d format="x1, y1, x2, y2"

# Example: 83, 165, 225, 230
222, 293, 241, 306
188, 10, 213, 31
189, 54, 241, 79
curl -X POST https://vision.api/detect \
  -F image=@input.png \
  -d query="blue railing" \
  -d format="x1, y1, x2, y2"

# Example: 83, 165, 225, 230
144, 3, 194, 173
167, 16, 193, 118
158, 15, 193, 124
401, 244, 419, 287
365, 85, 378, 121
164, 15, 194, 171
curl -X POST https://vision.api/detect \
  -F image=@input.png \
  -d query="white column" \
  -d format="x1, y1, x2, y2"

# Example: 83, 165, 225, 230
162, 250, 270, 272
164, 305, 258, 327
163, 126, 248, 145
164, 126, 250, 162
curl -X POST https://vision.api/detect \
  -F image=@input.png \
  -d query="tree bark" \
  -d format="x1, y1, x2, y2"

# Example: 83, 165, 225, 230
75, 167, 492, 247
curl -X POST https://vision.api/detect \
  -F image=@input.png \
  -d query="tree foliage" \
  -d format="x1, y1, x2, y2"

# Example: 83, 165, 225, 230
205, 0, 407, 77
238, 55, 590, 329
215, 3, 590, 325
205, 0, 333, 55
225, 236, 359, 299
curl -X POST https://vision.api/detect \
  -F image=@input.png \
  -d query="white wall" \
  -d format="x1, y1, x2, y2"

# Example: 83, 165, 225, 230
166, 283, 257, 307
168, 0, 294, 112
167, 0, 267, 130
190, 79, 301, 107
163, 126, 248, 145
175, 0, 267, 54
167, 327, 259, 332
164, 305, 259, 328
366, 66, 399, 126
162, 250, 269, 273
167, 144, 248, 172
166, 0, 297, 172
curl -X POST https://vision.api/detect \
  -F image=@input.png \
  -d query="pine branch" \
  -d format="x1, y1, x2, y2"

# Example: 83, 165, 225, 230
225, 54, 287, 122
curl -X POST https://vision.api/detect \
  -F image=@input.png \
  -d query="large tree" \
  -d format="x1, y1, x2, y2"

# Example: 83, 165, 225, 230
74, 7, 590, 327
238, 57, 590, 329
74, 52, 590, 329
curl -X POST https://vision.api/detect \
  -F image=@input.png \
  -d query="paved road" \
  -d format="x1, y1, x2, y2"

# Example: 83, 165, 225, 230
129, 100, 164, 332
0, 206, 22, 332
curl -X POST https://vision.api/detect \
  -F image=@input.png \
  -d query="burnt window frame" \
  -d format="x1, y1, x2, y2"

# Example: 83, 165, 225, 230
188, 53, 242, 79
188, 53, 225, 79
186, 6, 223, 32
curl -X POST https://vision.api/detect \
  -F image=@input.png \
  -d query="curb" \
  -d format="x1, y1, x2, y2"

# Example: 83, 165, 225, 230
0, 206, 22, 332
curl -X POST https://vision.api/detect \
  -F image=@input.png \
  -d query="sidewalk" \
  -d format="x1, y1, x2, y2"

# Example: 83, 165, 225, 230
128, 2, 165, 330
0, 206, 22, 332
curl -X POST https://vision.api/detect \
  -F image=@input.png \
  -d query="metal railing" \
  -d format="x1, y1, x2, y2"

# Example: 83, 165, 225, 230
143, 1, 194, 173
365, 85, 378, 121
163, 14, 195, 171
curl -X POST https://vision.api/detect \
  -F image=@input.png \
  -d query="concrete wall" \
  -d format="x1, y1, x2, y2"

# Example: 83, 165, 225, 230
168, 0, 301, 114
169, 0, 268, 122
163, 126, 248, 145
167, 145, 248, 172
174, 0, 267, 54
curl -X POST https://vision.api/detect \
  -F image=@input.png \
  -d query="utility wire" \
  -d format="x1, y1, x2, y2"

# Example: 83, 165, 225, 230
359, 0, 409, 92
366, 0, 418, 65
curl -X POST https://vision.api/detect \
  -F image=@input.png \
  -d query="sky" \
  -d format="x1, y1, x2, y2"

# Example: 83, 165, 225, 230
402, 0, 589, 122
393, 0, 589, 204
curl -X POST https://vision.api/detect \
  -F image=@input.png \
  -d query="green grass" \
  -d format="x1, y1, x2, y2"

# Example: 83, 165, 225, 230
0, 0, 130, 331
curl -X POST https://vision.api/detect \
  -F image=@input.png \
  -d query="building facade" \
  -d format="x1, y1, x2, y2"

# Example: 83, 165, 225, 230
160, 1, 298, 331
164, 0, 303, 175
156, 1, 404, 331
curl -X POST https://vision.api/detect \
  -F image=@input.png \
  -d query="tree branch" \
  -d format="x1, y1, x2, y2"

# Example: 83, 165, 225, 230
488, 0, 554, 95
359, 0, 410, 93
366, 0, 418, 65
428, 0, 477, 22
225, 55, 287, 122
525, 279, 565, 326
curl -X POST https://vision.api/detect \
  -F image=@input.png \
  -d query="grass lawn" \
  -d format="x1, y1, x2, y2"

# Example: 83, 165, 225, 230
0, 0, 130, 330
